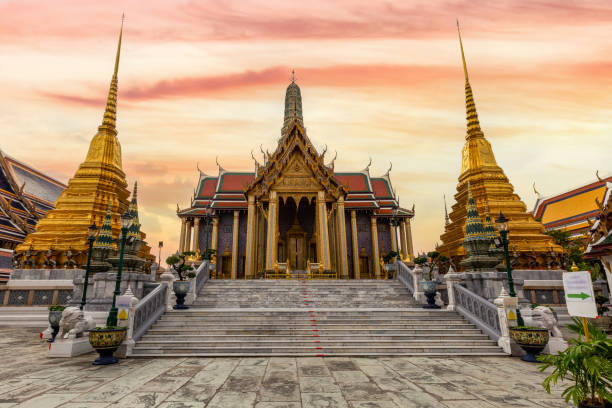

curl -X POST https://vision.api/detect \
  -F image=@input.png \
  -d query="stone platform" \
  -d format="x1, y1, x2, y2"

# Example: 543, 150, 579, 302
0, 328, 572, 407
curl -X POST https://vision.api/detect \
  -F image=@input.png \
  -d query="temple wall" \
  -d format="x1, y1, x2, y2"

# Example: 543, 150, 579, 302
217, 212, 234, 267
356, 213, 372, 273
378, 220, 391, 256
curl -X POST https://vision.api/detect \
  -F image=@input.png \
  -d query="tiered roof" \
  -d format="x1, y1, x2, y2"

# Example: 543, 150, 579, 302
179, 164, 411, 217
0, 149, 66, 248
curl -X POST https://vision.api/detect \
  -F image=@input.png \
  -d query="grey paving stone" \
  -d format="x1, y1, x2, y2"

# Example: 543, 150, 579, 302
332, 371, 370, 384
349, 402, 400, 408
299, 376, 341, 393
15, 393, 79, 408
302, 393, 349, 408
338, 383, 390, 401
111, 392, 169, 408
206, 391, 257, 408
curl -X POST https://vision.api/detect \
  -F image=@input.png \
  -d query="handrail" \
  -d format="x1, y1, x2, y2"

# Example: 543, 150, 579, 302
454, 283, 501, 341
395, 261, 414, 294
132, 282, 167, 341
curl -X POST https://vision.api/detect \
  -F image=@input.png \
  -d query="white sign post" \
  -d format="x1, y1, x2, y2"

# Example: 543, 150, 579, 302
562, 271, 598, 319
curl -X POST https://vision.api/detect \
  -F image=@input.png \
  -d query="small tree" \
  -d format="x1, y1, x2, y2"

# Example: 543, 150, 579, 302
425, 251, 448, 281
383, 250, 399, 264
166, 251, 196, 281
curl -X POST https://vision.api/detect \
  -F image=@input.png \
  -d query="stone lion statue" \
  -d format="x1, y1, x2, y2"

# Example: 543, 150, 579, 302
57, 307, 96, 339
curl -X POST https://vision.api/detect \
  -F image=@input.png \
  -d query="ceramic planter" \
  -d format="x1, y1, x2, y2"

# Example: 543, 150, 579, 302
173, 280, 191, 310
420, 280, 440, 309
509, 327, 549, 362
89, 327, 127, 365
47, 310, 63, 343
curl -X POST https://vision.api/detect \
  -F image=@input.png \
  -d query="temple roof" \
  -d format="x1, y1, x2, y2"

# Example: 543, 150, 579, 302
584, 181, 612, 258
0, 149, 66, 245
179, 164, 412, 217
533, 174, 612, 237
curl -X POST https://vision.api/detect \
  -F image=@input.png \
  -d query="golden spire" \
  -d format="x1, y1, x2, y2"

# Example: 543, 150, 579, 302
99, 14, 124, 133
457, 20, 483, 141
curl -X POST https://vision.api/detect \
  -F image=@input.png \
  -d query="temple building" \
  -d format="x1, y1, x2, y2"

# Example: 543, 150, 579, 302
532, 173, 612, 240
438, 24, 562, 269
584, 181, 612, 295
0, 150, 66, 281
177, 79, 414, 279
13, 20, 153, 270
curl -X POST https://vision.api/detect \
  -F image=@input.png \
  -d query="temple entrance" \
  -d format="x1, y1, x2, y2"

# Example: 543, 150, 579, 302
278, 196, 315, 271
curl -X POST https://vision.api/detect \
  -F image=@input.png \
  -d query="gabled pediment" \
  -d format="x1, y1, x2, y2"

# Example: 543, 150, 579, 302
246, 122, 346, 200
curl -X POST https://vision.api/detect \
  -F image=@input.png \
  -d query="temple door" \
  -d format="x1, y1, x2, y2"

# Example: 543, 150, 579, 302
288, 234, 306, 270
359, 247, 370, 279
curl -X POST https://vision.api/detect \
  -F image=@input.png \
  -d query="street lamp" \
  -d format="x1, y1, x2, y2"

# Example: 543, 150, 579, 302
495, 211, 524, 326
80, 222, 98, 310
203, 207, 214, 260
389, 206, 400, 257
106, 210, 132, 327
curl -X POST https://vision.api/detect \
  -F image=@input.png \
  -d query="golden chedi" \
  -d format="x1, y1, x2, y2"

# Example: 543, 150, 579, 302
15, 20, 152, 269
438, 22, 562, 270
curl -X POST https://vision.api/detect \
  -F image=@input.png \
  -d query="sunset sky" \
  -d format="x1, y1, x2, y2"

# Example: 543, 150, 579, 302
1, 0, 611, 265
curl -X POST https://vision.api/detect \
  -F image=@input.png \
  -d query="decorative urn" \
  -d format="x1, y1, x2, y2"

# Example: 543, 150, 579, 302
420, 280, 440, 309
173, 280, 191, 310
47, 306, 65, 343
89, 327, 127, 365
509, 327, 550, 362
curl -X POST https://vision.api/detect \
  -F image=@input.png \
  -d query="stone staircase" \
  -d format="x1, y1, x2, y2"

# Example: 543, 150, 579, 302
132, 280, 506, 357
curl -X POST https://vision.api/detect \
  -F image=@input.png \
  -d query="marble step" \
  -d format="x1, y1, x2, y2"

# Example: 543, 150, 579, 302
140, 333, 491, 341
136, 339, 497, 347
131, 352, 509, 357
146, 328, 485, 335
131, 345, 504, 355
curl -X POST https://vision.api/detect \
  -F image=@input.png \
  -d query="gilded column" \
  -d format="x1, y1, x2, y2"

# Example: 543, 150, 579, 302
265, 192, 278, 269
179, 218, 187, 252
193, 217, 200, 253
317, 191, 331, 269
211, 217, 219, 274
336, 197, 349, 278
245, 195, 256, 278
400, 219, 408, 259
350, 210, 360, 279
231, 210, 240, 279
185, 219, 192, 253
390, 221, 398, 253
371, 216, 381, 278
406, 218, 414, 260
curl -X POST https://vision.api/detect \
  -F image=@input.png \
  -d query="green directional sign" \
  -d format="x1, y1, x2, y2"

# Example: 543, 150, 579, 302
567, 292, 590, 300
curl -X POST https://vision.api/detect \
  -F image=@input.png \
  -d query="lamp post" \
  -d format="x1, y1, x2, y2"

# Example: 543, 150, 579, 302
80, 222, 98, 311
106, 210, 132, 327
203, 207, 213, 260
389, 206, 400, 259
495, 211, 525, 326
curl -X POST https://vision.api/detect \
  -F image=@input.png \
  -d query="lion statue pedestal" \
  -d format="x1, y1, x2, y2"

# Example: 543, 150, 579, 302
47, 307, 97, 358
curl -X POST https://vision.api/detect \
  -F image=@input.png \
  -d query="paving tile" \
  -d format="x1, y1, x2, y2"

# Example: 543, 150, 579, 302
299, 365, 331, 377
223, 376, 262, 392
163, 383, 216, 404
259, 382, 300, 402
156, 403, 205, 408
332, 371, 370, 384
163, 366, 202, 378
254, 403, 302, 408
338, 383, 390, 401
59, 403, 111, 408
138, 376, 191, 393
326, 360, 358, 372
528, 399, 573, 407
419, 382, 476, 400
206, 391, 256, 408
349, 402, 399, 408
111, 392, 169, 408
386, 391, 442, 408
14, 393, 79, 408
299, 376, 341, 393
302, 393, 349, 408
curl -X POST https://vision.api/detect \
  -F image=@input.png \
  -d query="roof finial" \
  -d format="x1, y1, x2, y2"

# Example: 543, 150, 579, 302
215, 156, 226, 172
457, 19, 468, 83
456, 20, 484, 141
533, 182, 542, 199
100, 15, 124, 132
444, 194, 450, 226
383, 162, 393, 178
596, 170, 603, 182
291, 69, 295, 83
362, 157, 372, 173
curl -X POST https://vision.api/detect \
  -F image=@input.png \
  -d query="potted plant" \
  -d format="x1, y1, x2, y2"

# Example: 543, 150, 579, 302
538, 317, 612, 407
201, 248, 217, 261
382, 251, 399, 278
47, 305, 65, 343
89, 326, 127, 365
509, 326, 550, 362
166, 251, 197, 310
417, 252, 448, 309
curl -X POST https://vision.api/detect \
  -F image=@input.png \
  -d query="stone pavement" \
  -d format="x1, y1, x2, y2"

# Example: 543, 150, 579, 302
0, 328, 571, 408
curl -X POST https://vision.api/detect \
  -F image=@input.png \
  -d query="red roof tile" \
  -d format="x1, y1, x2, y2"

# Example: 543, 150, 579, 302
218, 173, 255, 192
336, 173, 369, 192
197, 178, 218, 198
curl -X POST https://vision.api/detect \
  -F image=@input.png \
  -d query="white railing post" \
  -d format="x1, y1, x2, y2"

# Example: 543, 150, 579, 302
445, 268, 460, 311
160, 270, 175, 311
493, 287, 514, 354
412, 264, 425, 303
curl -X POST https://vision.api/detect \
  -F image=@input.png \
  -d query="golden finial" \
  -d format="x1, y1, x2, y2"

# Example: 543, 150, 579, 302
596, 170, 603, 182
291, 69, 295, 83
533, 182, 542, 199
571, 262, 579, 272
457, 19, 468, 82
100, 14, 124, 132
444, 194, 450, 226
